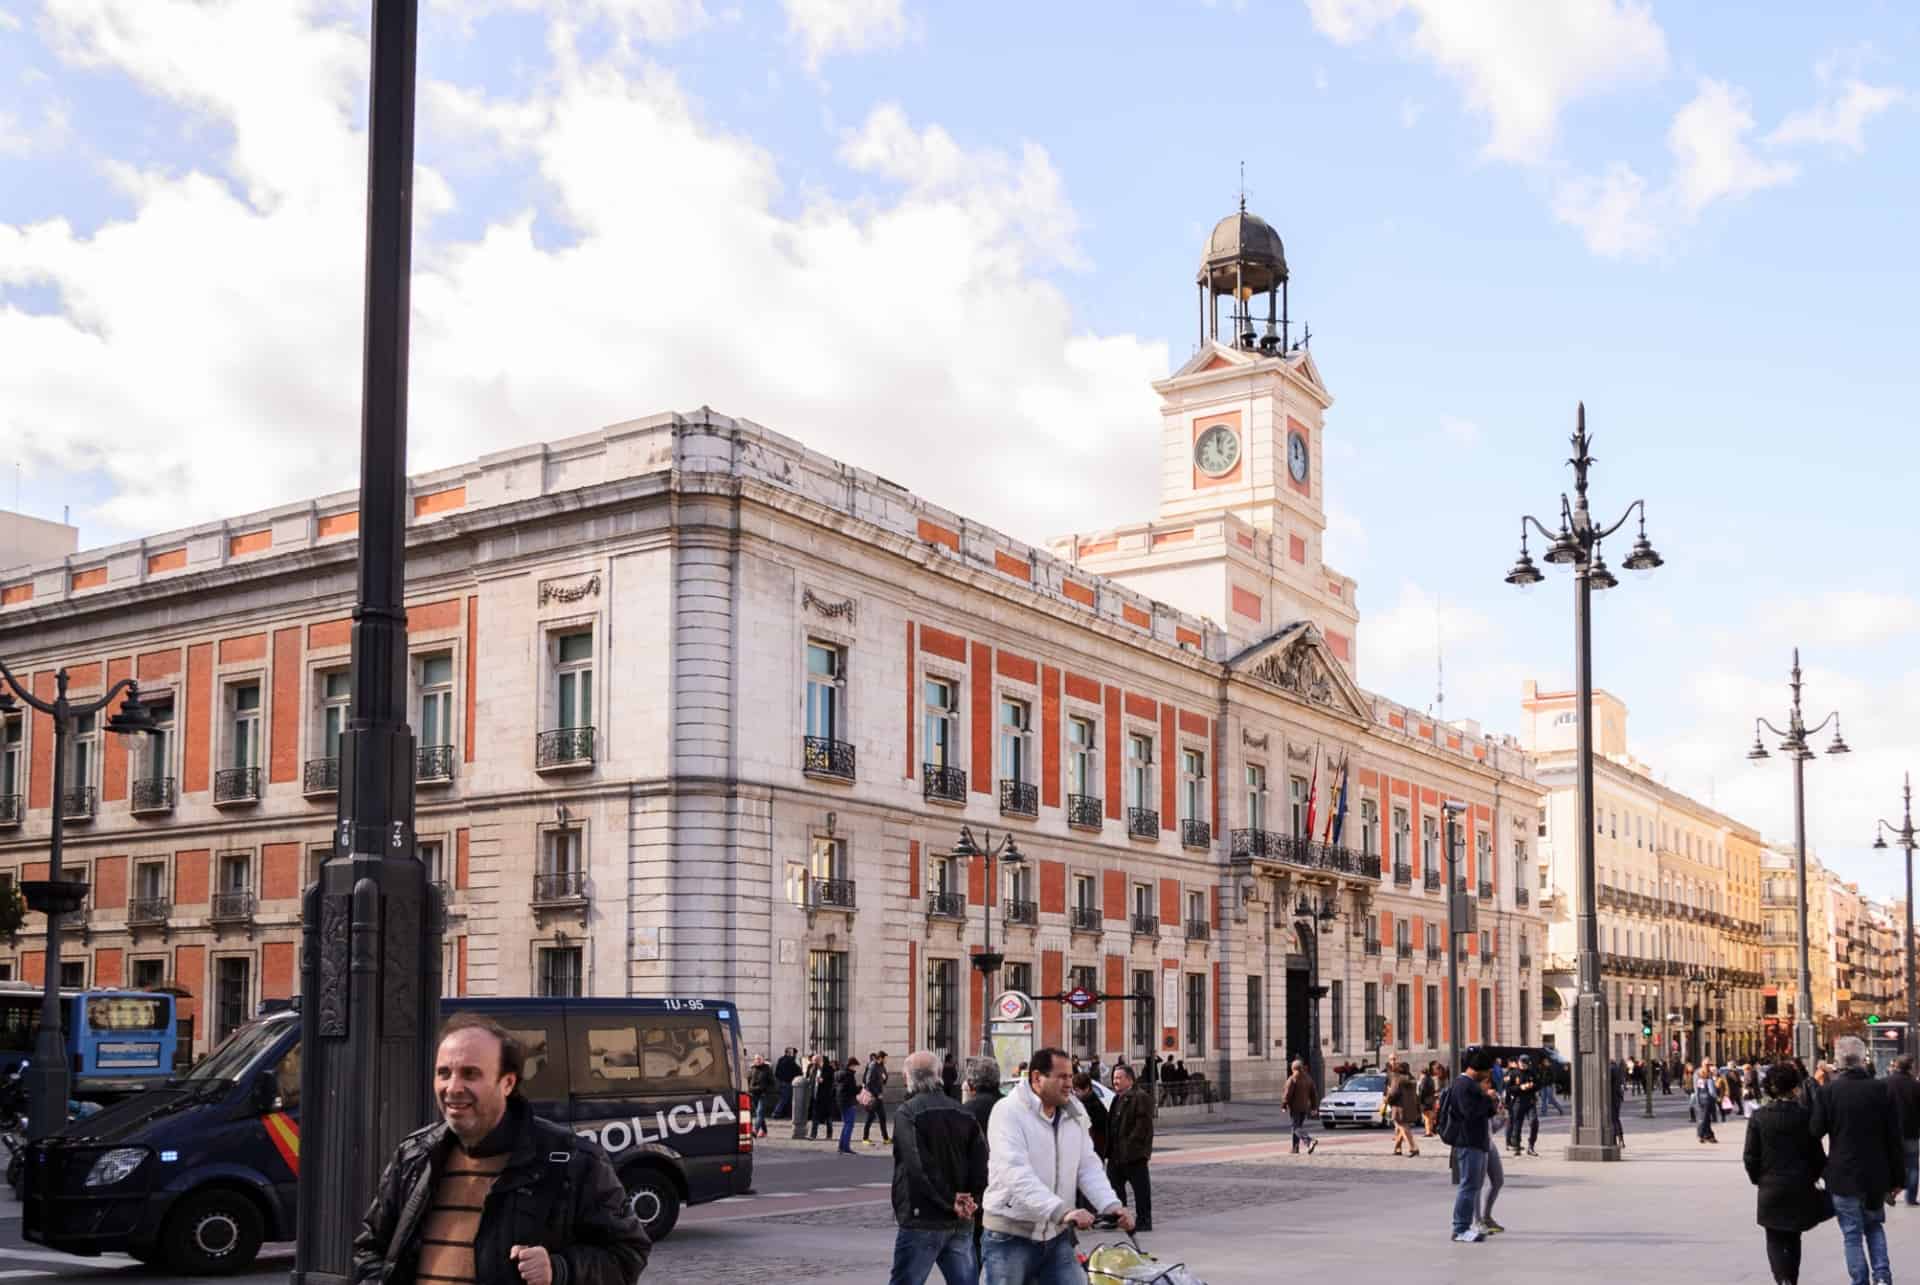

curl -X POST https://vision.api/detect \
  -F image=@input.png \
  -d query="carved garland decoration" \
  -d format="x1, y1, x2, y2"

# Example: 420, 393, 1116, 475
539, 574, 601, 606
1251, 637, 1337, 708
802, 588, 856, 623
1242, 730, 1269, 750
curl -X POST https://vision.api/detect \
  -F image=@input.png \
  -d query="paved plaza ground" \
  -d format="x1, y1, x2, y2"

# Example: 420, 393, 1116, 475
2, 1088, 1916, 1283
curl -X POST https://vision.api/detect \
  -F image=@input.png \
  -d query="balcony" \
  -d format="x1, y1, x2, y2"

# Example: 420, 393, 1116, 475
1393, 862, 1412, 888
0, 794, 17, 827
210, 891, 256, 923
1519, 952, 1533, 970
126, 897, 170, 928
1363, 937, 1382, 958
999, 779, 1038, 818
1003, 897, 1038, 927
802, 735, 856, 781
532, 870, 589, 906
1396, 941, 1413, 960
303, 757, 340, 797
806, 877, 857, 912
1426, 943, 1443, 962
1478, 880, 1493, 902
536, 726, 595, 772
1423, 868, 1442, 891
416, 744, 457, 785
130, 776, 176, 816
1127, 807, 1159, 841
1131, 912, 1160, 938
1181, 818, 1210, 850
1515, 887, 1529, 907
1067, 794, 1103, 830
923, 763, 967, 805
1070, 905, 1103, 933
60, 787, 97, 822
1229, 829, 1275, 862
214, 767, 262, 805
926, 890, 967, 921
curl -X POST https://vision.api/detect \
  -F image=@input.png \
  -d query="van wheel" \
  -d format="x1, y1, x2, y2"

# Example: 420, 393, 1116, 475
161, 1189, 264, 1275
624, 1169, 681, 1241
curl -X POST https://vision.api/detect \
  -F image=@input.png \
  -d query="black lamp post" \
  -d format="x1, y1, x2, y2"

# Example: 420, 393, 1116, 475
1873, 775, 1919, 1064
1744, 649, 1848, 1066
952, 826, 1024, 1058
1292, 890, 1336, 1091
1503, 402, 1663, 1162
1442, 800, 1468, 1074
292, 4, 437, 1285
0, 663, 156, 1138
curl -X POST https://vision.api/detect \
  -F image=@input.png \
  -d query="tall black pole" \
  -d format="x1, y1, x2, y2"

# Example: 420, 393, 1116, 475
1874, 775, 1918, 1065
1445, 807, 1462, 1074
1792, 745, 1815, 1064
292, 4, 436, 1284
1567, 547, 1619, 1159
26, 676, 69, 1139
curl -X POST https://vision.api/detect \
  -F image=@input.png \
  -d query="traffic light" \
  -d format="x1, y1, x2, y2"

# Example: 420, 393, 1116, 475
1868, 1014, 1883, 1026
1641, 1008, 1653, 1039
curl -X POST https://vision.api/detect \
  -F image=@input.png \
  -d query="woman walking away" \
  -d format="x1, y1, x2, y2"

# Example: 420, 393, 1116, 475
1419, 1062, 1442, 1138
835, 1056, 862, 1154
1387, 1061, 1422, 1157
1696, 1064, 1720, 1144
1744, 1062, 1831, 1285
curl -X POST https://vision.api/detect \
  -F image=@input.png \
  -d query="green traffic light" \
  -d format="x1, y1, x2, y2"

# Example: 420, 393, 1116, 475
1868, 1015, 1882, 1025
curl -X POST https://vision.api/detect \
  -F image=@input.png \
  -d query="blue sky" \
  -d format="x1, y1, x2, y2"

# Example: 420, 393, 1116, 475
3, 0, 1917, 896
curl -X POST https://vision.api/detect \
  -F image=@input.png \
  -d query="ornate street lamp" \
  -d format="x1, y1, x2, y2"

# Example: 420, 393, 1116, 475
1874, 775, 1919, 1063
0, 664, 156, 1138
952, 826, 1025, 1058
1504, 403, 1663, 1162
1744, 650, 1848, 1065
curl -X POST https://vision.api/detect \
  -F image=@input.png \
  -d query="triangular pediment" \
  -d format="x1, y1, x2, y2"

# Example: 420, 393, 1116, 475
1227, 621, 1372, 722
1167, 341, 1257, 380
1289, 348, 1327, 396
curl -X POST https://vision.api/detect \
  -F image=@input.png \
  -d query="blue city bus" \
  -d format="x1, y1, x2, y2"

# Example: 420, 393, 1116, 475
0, 984, 179, 1098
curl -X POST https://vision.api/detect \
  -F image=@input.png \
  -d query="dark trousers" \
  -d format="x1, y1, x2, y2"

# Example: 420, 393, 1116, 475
1108, 1158, 1152, 1229
1505, 1100, 1538, 1151
863, 1098, 891, 1141
1764, 1227, 1802, 1284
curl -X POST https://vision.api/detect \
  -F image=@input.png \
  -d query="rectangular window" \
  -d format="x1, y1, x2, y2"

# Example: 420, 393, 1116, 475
1186, 889, 1206, 930
1070, 965, 1099, 1060
1480, 987, 1494, 1046
141, 700, 174, 784
1126, 734, 1154, 809
68, 711, 97, 790
228, 682, 261, 769
1185, 973, 1206, 1057
1395, 917, 1410, 952
1180, 749, 1205, 823
131, 958, 166, 991
807, 949, 848, 1060
318, 671, 350, 759
1392, 807, 1409, 863
1396, 984, 1411, 1050
542, 828, 583, 876
417, 839, 446, 886
217, 851, 251, 894
809, 835, 847, 883
924, 677, 958, 769
930, 855, 957, 895
1007, 862, 1034, 906
215, 956, 250, 1041
1005, 961, 1034, 997
926, 957, 959, 1054
1425, 985, 1439, 1048
59, 959, 86, 989
1477, 831, 1491, 883
805, 642, 846, 741
1246, 764, 1267, 830
1331, 979, 1344, 1050
554, 632, 593, 730
1360, 798, 1379, 857
1421, 815, 1438, 870
1072, 874, 1096, 913
134, 861, 166, 903
1, 713, 20, 800
1069, 716, 1097, 797
1246, 975, 1264, 1055
1289, 776, 1308, 837
1131, 969, 1155, 1057
1000, 697, 1031, 784
1132, 883, 1152, 920
537, 946, 583, 998
416, 654, 454, 750
1364, 982, 1379, 1048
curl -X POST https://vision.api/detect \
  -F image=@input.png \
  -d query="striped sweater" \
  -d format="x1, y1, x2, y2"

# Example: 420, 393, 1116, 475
413, 1150, 510, 1285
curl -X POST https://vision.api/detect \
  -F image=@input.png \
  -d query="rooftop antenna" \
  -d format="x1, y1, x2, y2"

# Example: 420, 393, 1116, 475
1434, 605, 1445, 728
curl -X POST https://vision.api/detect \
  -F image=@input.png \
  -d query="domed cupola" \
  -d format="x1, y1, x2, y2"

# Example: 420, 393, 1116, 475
1198, 197, 1291, 354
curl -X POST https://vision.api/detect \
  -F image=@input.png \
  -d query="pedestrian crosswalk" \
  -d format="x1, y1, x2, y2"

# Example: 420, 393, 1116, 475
710, 1181, 892, 1204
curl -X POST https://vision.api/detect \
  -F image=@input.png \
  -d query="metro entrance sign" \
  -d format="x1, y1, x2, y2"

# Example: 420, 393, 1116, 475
989, 990, 1036, 1085
1066, 986, 1095, 1010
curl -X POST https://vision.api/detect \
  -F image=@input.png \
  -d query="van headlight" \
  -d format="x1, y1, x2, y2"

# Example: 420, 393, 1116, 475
84, 1148, 148, 1187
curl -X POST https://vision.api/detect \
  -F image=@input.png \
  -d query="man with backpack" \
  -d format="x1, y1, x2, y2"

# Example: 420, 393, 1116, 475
1438, 1051, 1497, 1244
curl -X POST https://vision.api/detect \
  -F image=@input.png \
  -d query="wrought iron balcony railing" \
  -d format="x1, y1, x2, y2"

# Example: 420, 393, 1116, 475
126, 897, 170, 926
61, 787, 97, 821
923, 763, 967, 805
1185, 918, 1210, 941
0, 793, 18, 827
1515, 887, 1529, 907
1393, 862, 1412, 887
807, 877, 856, 911
803, 736, 856, 781
536, 726, 596, 770
416, 744, 456, 784
999, 779, 1038, 818
1070, 905, 1102, 932
1427, 943, 1443, 962
1127, 807, 1159, 840
130, 776, 176, 815
210, 891, 256, 922
1424, 867, 1442, 891
1181, 818, 1210, 849
1004, 897, 1038, 927
303, 757, 340, 796
214, 766, 262, 804
1229, 829, 1274, 861
1519, 952, 1533, 970
1478, 880, 1493, 902
926, 890, 967, 920
1067, 793, 1103, 829
1131, 912, 1160, 937
532, 870, 588, 904
1397, 941, 1413, 960
1363, 937, 1382, 957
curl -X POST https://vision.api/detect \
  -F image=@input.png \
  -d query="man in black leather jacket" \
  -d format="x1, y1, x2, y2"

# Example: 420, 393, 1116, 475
353, 1014, 650, 1285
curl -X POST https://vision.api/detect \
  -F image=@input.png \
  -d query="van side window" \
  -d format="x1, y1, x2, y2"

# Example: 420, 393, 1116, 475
502, 1021, 568, 1102
570, 1016, 729, 1096
275, 1041, 301, 1110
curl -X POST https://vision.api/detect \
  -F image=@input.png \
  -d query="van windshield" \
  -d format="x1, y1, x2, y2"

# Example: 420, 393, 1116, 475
184, 1018, 285, 1084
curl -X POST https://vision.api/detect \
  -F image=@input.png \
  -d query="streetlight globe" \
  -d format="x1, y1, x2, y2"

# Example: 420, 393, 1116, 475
1505, 550, 1545, 589
950, 830, 981, 861
1543, 528, 1581, 565
1746, 736, 1770, 764
1002, 837, 1026, 865
1826, 729, 1850, 757
1588, 549, 1619, 591
1874, 832, 1889, 850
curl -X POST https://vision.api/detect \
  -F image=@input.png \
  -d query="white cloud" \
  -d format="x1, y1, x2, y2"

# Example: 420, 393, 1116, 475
3, 1, 1168, 552
430, 0, 711, 47
1552, 161, 1660, 257
780, 0, 906, 69
1769, 78, 1907, 153
1398, 99, 1423, 128
1668, 78, 1796, 214
1760, 591, 1920, 648
1437, 414, 1479, 446
1303, 0, 1667, 163
1363, 580, 1493, 680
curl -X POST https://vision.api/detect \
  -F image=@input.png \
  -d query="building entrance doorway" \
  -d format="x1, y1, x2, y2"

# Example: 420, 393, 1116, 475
1286, 965, 1310, 1067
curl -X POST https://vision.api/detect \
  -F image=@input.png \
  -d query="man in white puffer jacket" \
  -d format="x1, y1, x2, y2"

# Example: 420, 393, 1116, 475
981, 1047, 1133, 1283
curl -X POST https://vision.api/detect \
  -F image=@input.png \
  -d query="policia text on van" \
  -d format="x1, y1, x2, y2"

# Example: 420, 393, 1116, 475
22, 997, 753, 1274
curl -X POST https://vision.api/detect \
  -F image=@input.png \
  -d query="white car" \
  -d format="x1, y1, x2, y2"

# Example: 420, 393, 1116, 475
1319, 1072, 1389, 1128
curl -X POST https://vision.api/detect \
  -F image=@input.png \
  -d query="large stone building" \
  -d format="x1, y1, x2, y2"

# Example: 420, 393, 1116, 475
1758, 843, 1909, 1056
1524, 683, 1765, 1063
0, 207, 1544, 1090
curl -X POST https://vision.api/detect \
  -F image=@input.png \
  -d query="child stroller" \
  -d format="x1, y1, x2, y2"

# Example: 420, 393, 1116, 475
1077, 1214, 1211, 1285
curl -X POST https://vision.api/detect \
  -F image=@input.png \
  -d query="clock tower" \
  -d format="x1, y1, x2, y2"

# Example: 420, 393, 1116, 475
1048, 202, 1361, 671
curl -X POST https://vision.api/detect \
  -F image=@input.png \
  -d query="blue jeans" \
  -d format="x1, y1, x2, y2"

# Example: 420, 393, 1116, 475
1905, 1138, 1918, 1206
1833, 1195, 1892, 1285
1451, 1146, 1488, 1236
890, 1225, 978, 1285
840, 1105, 857, 1151
979, 1230, 1080, 1285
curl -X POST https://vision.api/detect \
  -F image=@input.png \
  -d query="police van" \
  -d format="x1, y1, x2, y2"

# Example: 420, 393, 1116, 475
22, 996, 751, 1274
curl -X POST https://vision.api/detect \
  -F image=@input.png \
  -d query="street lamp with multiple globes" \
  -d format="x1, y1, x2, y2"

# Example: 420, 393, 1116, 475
1503, 402, 1664, 1162
1744, 649, 1848, 1064
1873, 774, 1918, 1063
0, 663, 157, 1138
950, 826, 1025, 1058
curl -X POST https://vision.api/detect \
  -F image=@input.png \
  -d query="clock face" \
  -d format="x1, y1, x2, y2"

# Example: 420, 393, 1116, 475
1194, 424, 1242, 477
1287, 430, 1310, 483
